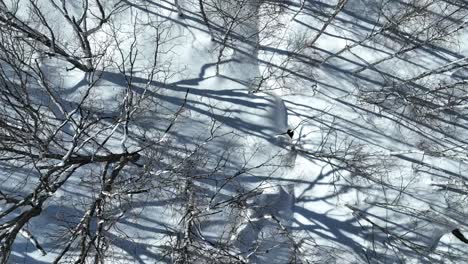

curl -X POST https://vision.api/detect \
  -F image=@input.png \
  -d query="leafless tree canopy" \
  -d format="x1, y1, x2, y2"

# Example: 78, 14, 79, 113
1, 0, 468, 263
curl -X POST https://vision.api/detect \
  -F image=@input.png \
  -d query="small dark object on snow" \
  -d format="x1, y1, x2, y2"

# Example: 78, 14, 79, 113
452, 228, 468, 243
287, 129, 294, 139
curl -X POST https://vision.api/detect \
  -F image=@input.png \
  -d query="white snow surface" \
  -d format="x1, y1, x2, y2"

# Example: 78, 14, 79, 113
2, 0, 468, 263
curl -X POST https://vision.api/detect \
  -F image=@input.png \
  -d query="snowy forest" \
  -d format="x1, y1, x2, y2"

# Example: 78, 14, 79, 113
1, 0, 468, 263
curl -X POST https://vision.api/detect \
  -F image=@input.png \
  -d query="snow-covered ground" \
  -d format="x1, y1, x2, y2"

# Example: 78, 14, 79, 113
2, 0, 468, 263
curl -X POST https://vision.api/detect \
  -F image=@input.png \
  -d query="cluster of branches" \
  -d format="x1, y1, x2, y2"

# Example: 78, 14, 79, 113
187, 0, 286, 75
149, 127, 305, 263
3, 0, 468, 262
167, 148, 305, 263
344, 1, 468, 167
0, 1, 305, 262
294, 1, 468, 261
0, 1, 195, 262
0, 0, 128, 72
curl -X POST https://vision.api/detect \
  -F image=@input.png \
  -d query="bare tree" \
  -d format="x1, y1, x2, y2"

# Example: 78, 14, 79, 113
0, 2, 190, 262
199, 0, 214, 39
321, 0, 438, 64
0, 0, 126, 72
2, 0, 468, 263
306, 0, 348, 48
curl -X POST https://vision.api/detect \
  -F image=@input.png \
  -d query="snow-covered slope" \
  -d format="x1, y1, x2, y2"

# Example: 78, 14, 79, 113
2, 0, 468, 263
